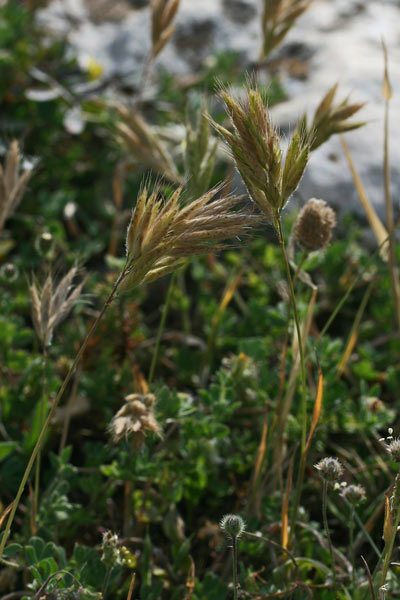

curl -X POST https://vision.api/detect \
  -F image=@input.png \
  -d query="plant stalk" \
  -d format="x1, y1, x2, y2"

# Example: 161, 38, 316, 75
232, 535, 238, 600
148, 271, 176, 385
322, 480, 338, 592
0, 266, 128, 560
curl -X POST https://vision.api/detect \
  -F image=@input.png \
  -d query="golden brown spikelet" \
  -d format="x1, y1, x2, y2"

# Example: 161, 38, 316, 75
121, 184, 261, 290
0, 140, 33, 235
30, 267, 85, 347
109, 393, 161, 447
294, 198, 336, 252
210, 86, 310, 224
151, 0, 180, 59
298, 84, 365, 151
260, 0, 311, 60
114, 103, 181, 184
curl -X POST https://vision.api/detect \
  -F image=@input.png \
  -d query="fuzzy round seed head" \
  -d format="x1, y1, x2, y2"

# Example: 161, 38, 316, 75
220, 514, 246, 538
314, 457, 343, 483
0, 263, 18, 282
342, 484, 366, 506
295, 198, 336, 251
109, 393, 161, 447
387, 438, 400, 464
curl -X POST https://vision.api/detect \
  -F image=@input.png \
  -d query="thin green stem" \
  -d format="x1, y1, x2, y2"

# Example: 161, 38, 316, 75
232, 536, 238, 600
34, 346, 47, 528
148, 271, 176, 385
350, 505, 355, 590
322, 480, 338, 593
0, 266, 128, 560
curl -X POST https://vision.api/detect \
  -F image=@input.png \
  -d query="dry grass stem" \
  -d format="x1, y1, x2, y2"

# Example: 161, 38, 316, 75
0, 140, 33, 235
122, 184, 261, 290
298, 84, 365, 151
30, 266, 85, 347
114, 103, 181, 183
260, 0, 311, 61
211, 86, 309, 222
151, 0, 180, 59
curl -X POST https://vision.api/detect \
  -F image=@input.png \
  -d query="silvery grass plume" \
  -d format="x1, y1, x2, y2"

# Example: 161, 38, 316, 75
151, 0, 180, 60
211, 86, 309, 225
297, 84, 365, 151
114, 103, 181, 184
0, 140, 33, 235
184, 98, 217, 200
30, 266, 85, 348
121, 184, 261, 290
260, 0, 311, 61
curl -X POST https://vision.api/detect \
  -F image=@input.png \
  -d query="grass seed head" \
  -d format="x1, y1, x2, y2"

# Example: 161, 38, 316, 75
151, 0, 181, 59
122, 184, 261, 290
211, 86, 310, 222
261, 0, 311, 60
30, 266, 85, 348
0, 140, 33, 235
314, 457, 343, 483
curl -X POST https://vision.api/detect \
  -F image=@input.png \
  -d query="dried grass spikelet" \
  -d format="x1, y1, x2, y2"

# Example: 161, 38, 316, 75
30, 266, 85, 347
211, 86, 309, 223
260, 0, 311, 60
297, 84, 365, 151
122, 184, 260, 290
294, 198, 336, 252
114, 102, 181, 184
0, 140, 33, 235
184, 97, 217, 200
110, 393, 161, 447
151, 0, 180, 59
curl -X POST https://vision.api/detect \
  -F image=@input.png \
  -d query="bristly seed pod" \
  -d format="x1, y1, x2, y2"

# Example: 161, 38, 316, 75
294, 198, 336, 252
314, 457, 344, 483
386, 438, 400, 464
341, 484, 366, 506
109, 393, 161, 448
220, 514, 246, 539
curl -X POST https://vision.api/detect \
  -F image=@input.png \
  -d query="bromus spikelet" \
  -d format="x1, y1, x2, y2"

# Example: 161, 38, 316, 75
0, 140, 33, 235
122, 184, 260, 290
30, 266, 85, 348
211, 86, 310, 225
294, 198, 336, 252
109, 393, 161, 447
298, 84, 365, 151
114, 103, 180, 184
260, 0, 311, 61
151, 0, 180, 60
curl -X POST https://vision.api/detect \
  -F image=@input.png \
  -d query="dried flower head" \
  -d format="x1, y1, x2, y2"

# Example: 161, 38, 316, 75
30, 266, 85, 348
298, 84, 365, 151
211, 86, 309, 222
260, 0, 311, 60
151, 0, 180, 59
109, 393, 161, 447
0, 140, 33, 235
341, 484, 366, 506
122, 184, 260, 290
294, 198, 336, 251
314, 457, 344, 483
115, 103, 180, 184
220, 514, 246, 539
386, 438, 400, 464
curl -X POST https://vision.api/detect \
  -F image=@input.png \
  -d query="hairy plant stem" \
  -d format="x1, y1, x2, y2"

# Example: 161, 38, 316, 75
276, 219, 308, 545
349, 504, 356, 591
232, 535, 238, 600
0, 265, 128, 560
148, 271, 177, 385
33, 346, 47, 530
322, 480, 338, 593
